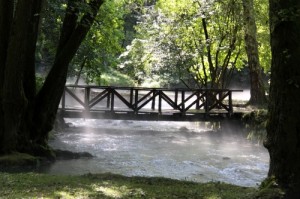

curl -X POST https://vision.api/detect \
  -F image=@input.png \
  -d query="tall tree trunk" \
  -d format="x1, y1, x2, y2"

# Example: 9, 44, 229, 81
0, 0, 14, 154
18, 0, 44, 152
266, 0, 300, 198
243, 0, 267, 105
1, 0, 36, 153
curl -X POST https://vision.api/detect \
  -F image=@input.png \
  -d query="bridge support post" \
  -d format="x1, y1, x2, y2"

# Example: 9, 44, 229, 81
110, 88, 115, 112
204, 90, 209, 118
151, 89, 156, 110
106, 88, 111, 108
228, 91, 233, 116
158, 90, 162, 114
84, 87, 90, 112
196, 90, 200, 110
61, 88, 66, 111
181, 90, 185, 115
174, 89, 178, 107
134, 89, 139, 113
130, 88, 133, 105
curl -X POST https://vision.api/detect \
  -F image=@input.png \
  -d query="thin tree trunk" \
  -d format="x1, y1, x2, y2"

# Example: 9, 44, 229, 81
201, 18, 216, 88
243, 0, 267, 105
34, 0, 104, 144
266, 0, 300, 198
75, 57, 87, 85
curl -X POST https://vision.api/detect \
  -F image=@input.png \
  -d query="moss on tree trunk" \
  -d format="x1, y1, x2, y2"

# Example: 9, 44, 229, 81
266, 0, 300, 198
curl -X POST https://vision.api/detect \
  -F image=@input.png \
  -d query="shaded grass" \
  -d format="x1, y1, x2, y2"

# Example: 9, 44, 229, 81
0, 153, 39, 167
0, 172, 257, 199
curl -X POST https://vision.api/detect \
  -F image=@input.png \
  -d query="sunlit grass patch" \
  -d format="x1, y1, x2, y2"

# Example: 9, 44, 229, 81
0, 172, 257, 198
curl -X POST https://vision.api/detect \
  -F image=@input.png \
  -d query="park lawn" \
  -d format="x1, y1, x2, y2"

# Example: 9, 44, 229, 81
0, 172, 258, 199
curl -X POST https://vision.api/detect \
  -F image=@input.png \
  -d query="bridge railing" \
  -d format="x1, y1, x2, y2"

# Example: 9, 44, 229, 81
60, 85, 242, 118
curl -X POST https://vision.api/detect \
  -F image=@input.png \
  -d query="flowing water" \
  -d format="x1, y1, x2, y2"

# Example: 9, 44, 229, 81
41, 119, 269, 187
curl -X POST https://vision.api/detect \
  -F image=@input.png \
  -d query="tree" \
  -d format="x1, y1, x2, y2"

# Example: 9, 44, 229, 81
37, 0, 134, 86
0, 0, 104, 155
265, 0, 300, 198
254, 0, 271, 72
68, 0, 128, 85
242, 0, 267, 105
120, 0, 245, 88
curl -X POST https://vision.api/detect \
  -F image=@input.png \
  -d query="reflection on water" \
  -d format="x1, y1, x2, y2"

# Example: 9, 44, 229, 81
42, 119, 269, 187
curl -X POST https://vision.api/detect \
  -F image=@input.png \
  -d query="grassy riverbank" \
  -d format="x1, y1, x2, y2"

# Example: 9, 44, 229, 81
0, 109, 279, 199
0, 146, 282, 199
0, 172, 258, 199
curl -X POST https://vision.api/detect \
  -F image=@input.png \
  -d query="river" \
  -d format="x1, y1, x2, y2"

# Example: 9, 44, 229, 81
40, 118, 269, 187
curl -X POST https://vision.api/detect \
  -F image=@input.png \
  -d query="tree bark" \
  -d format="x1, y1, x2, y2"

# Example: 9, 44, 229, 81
18, 0, 44, 152
1, 0, 37, 153
0, 1, 13, 83
266, 0, 300, 198
243, 0, 267, 105
34, 0, 104, 144
201, 18, 217, 88
0, 0, 104, 155
0, 0, 14, 154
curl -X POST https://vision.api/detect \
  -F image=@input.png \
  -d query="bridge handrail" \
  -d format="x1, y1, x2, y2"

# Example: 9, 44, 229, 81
65, 84, 243, 92
60, 85, 243, 120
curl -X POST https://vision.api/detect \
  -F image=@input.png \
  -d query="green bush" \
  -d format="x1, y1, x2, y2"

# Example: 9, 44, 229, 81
242, 109, 268, 144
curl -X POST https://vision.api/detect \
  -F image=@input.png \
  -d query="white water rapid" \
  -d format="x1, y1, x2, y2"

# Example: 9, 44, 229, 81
42, 118, 269, 187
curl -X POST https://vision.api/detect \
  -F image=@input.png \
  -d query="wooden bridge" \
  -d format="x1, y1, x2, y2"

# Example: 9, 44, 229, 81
59, 85, 243, 121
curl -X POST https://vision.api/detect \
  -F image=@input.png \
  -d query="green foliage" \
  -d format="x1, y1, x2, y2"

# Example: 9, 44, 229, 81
119, 39, 151, 85
36, 0, 65, 68
255, 176, 285, 199
0, 172, 257, 198
120, 0, 246, 88
242, 109, 268, 144
254, 0, 271, 72
69, 0, 126, 80
37, 0, 135, 86
37, 0, 271, 87
92, 68, 136, 87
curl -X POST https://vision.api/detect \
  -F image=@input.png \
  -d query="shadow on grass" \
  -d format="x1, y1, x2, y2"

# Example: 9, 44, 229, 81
0, 172, 259, 198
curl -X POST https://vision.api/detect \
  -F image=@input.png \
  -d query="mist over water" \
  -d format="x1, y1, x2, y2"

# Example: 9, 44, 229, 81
232, 89, 250, 101
42, 119, 269, 187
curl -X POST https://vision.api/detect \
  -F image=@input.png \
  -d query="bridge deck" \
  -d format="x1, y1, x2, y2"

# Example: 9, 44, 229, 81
59, 85, 244, 121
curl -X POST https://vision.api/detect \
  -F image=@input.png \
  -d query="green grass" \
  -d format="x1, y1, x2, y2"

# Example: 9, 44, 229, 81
0, 172, 258, 199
